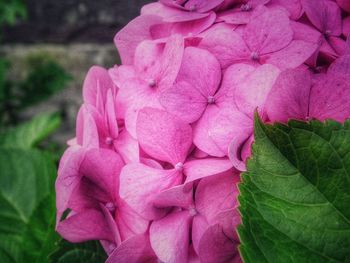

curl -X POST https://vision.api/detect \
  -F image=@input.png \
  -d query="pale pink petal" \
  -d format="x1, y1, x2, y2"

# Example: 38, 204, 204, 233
152, 184, 194, 209
184, 0, 224, 13
228, 132, 253, 171
108, 65, 135, 89
106, 234, 157, 263
328, 54, 350, 75
150, 211, 192, 263
264, 40, 317, 70
116, 199, 150, 240
195, 172, 240, 224
150, 12, 216, 39
328, 36, 347, 57
83, 66, 114, 113
198, 224, 238, 263
301, 0, 342, 36
234, 64, 280, 116
266, 69, 311, 122
199, 25, 250, 68
100, 204, 122, 245
184, 158, 233, 183
142, 3, 209, 22
160, 47, 221, 123
56, 146, 86, 222
192, 215, 209, 254
57, 209, 114, 243
268, 0, 302, 20
137, 108, 192, 165
243, 8, 293, 55
119, 163, 182, 219
114, 129, 140, 163
290, 21, 322, 44
114, 15, 163, 64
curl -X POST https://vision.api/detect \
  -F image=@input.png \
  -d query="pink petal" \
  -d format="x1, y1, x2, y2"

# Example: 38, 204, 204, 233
266, 69, 311, 122
150, 12, 216, 39
150, 211, 192, 263
160, 47, 221, 123
243, 8, 293, 55
142, 3, 209, 22
56, 209, 114, 243
343, 16, 350, 38
337, 0, 350, 12
137, 107, 192, 165
199, 24, 250, 68
114, 129, 140, 163
116, 199, 150, 240
79, 148, 124, 199
268, 0, 302, 20
152, 184, 194, 209
198, 224, 239, 263
234, 64, 280, 116
83, 66, 114, 112
309, 70, 350, 122
192, 215, 209, 254
184, 0, 224, 13
114, 15, 163, 65
184, 158, 233, 183
328, 36, 347, 57
301, 0, 342, 36
328, 54, 350, 76
106, 234, 157, 263
119, 163, 182, 219
195, 171, 240, 225
56, 146, 85, 222
228, 132, 254, 171
265, 40, 318, 70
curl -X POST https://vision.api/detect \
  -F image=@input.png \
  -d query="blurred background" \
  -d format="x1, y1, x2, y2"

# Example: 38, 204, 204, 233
0, 1, 151, 262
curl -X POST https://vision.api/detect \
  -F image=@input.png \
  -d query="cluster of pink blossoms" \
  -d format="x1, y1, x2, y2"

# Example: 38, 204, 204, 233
56, 0, 350, 262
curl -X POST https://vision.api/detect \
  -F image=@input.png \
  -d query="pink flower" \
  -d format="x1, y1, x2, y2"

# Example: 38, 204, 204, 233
56, 0, 350, 262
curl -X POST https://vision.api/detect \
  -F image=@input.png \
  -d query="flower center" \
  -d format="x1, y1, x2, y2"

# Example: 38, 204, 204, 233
207, 95, 215, 104
240, 3, 252, 11
105, 202, 116, 212
175, 162, 184, 171
105, 137, 114, 145
148, 79, 157, 88
189, 206, 198, 216
251, 51, 260, 61
324, 30, 331, 39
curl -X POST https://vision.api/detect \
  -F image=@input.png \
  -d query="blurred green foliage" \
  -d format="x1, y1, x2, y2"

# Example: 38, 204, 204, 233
0, 0, 26, 27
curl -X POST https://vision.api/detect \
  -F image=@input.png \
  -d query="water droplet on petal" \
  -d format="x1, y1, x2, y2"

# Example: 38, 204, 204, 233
189, 206, 197, 216
251, 51, 260, 61
148, 79, 157, 88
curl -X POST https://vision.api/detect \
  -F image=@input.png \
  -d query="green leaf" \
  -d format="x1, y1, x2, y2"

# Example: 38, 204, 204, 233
0, 148, 58, 262
0, 112, 61, 149
50, 240, 107, 263
238, 115, 350, 263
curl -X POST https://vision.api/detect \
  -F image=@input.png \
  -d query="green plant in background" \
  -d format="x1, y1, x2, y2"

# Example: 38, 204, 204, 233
0, 0, 26, 28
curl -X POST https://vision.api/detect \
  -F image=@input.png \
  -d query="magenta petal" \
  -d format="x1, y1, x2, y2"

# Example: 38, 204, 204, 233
228, 132, 253, 171
301, 0, 342, 36
192, 215, 209, 254
343, 17, 350, 38
119, 163, 182, 219
56, 209, 114, 243
198, 224, 238, 263
137, 107, 192, 165
234, 64, 280, 116
337, 0, 350, 12
184, 158, 233, 183
200, 25, 250, 68
150, 211, 192, 263
114, 15, 163, 65
243, 8, 293, 55
265, 40, 318, 70
265, 69, 311, 122
106, 234, 157, 263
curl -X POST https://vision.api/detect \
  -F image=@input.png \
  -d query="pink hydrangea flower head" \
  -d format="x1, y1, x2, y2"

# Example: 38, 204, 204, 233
56, 0, 350, 262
